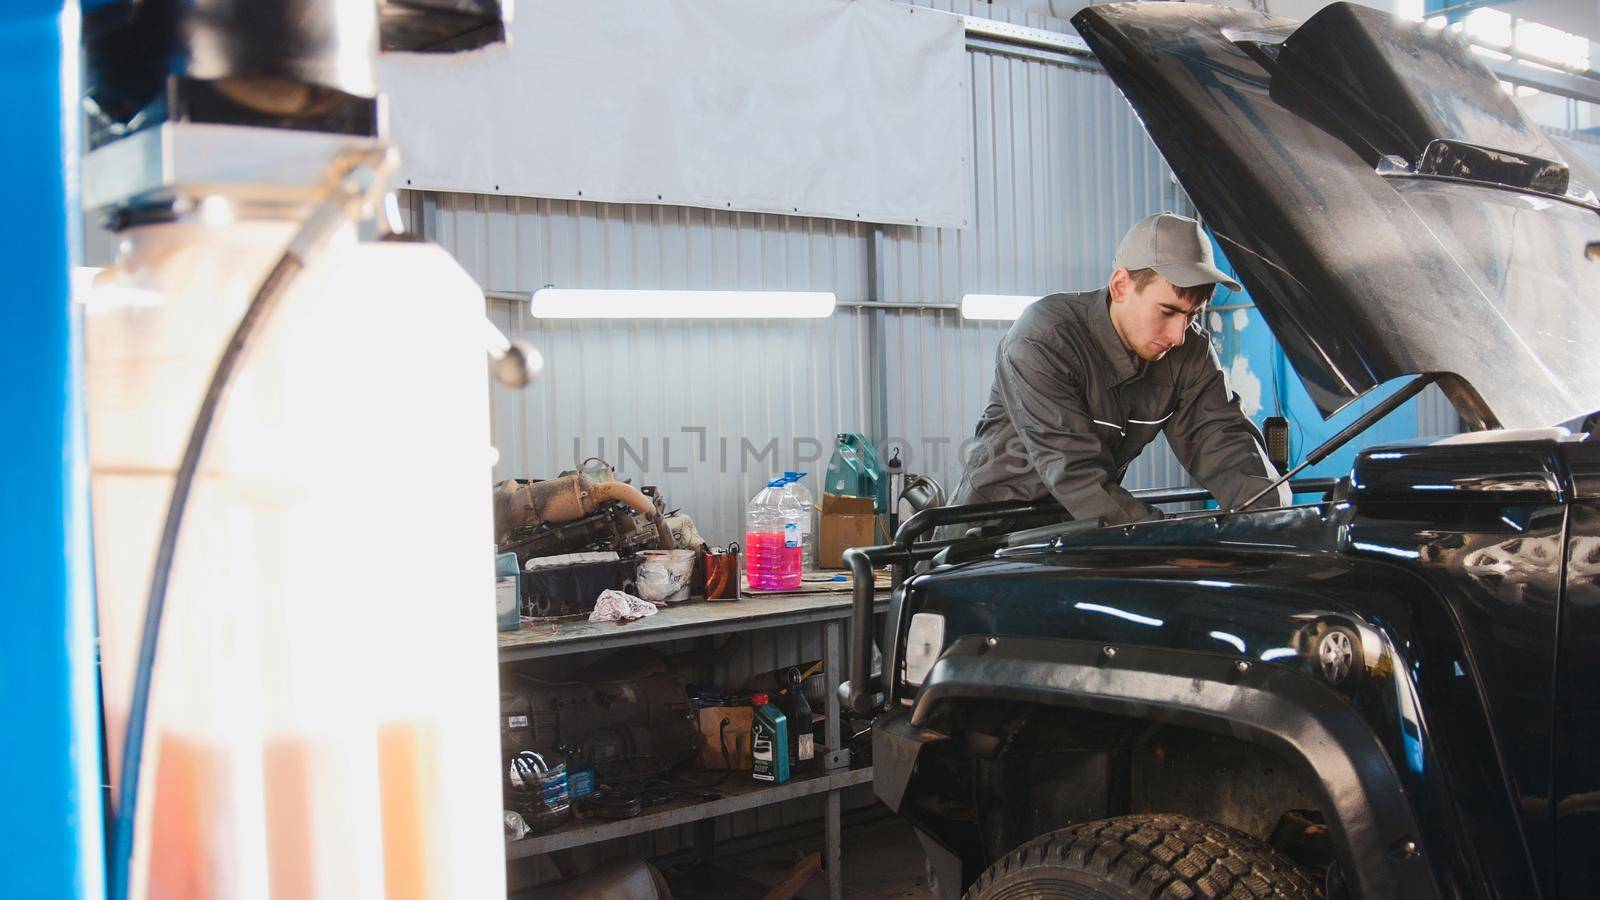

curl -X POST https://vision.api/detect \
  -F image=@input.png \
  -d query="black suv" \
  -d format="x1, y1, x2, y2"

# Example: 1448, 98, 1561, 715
844, 4, 1600, 899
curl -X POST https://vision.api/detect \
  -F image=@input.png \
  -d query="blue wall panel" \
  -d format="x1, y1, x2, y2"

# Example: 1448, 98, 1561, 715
1203, 233, 1452, 497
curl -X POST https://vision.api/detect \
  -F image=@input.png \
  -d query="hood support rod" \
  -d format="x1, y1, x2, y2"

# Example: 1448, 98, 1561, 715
1236, 373, 1439, 512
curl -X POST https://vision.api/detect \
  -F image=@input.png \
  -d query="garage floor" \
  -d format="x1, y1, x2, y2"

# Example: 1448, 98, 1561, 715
662, 816, 932, 899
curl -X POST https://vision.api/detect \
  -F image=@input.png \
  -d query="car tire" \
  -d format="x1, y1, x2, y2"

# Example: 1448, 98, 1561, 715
963, 813, 1322, 900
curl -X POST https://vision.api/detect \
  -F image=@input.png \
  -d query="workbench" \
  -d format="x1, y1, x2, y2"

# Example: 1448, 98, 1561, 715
498, 583, 890, 900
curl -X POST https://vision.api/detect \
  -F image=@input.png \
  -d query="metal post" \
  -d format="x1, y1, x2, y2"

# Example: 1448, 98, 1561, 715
0, 2, 106, 896
695, 632, 718, 887
695, 818, 716, 888
823, 619, 845, 900
866, 224, 891, 451
826, 789, 843, 900
824, 620, 843, 770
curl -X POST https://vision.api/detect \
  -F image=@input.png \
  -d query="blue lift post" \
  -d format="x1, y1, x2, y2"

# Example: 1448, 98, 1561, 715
0, 2, 108, 897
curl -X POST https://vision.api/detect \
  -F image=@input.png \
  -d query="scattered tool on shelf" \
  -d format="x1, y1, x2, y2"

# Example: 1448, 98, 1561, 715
499, 645, 846, 839
504, 750, 573, 833
763, 851, 823, 900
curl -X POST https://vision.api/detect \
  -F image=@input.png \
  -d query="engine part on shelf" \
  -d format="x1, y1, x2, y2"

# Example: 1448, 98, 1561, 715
520, 556, 642, 617
501, 670, 699, 784
640, 484, 668, 518
499, 499, 664, 566
494, 474, 673, 552
574, 456, 617, 484
664, 513, 706, 551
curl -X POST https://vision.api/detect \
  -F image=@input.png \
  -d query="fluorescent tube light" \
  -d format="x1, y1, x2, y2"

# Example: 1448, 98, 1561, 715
960, 293, 1040, 321
530, 288, 835, 319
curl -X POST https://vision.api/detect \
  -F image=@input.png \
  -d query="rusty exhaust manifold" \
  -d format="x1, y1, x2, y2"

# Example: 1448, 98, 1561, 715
494, 473, 674, 550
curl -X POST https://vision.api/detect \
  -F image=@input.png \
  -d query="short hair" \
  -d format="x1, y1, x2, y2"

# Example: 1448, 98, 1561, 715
1126, 267, 1215, 307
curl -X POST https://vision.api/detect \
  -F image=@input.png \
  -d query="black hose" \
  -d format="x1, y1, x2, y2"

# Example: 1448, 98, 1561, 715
105, 246, 312, 896
103, 150, 390, 900
107, 253, 305, 900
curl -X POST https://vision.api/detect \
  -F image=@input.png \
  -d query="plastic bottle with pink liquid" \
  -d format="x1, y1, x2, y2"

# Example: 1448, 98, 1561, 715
746, 478, 805, 590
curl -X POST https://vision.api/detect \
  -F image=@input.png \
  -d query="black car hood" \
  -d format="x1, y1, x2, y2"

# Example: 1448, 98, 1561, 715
1073, 2, 1600, 429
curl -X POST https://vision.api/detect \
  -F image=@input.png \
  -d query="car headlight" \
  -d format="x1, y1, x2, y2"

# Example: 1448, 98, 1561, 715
903, 613, 945, 687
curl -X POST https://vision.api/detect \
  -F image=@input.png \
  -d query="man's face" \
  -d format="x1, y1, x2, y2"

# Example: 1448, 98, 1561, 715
1109, 269, 1206, 363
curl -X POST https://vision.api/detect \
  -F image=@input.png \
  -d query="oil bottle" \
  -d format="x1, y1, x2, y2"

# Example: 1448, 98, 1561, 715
750, 693, 790, 784
782, 667, 816, 775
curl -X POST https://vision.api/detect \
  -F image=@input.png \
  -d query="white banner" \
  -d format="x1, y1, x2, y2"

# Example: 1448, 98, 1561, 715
379, 0, 972, 228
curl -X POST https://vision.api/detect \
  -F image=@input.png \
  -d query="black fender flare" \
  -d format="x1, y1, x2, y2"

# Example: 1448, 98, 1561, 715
894, 635, 1441, 900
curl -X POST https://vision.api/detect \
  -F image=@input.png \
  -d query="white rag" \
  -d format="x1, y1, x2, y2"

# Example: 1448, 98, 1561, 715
589, 589, 658, 622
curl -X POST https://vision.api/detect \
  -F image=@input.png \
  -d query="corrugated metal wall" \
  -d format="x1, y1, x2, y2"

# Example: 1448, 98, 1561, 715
417, 3, 1203, 544
427, 198, 878, 545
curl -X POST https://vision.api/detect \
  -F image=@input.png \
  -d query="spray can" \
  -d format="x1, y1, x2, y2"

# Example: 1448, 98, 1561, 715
751, 693, 791, 784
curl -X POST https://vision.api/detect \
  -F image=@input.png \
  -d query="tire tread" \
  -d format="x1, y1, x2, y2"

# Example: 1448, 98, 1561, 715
964, 813, 1320, 900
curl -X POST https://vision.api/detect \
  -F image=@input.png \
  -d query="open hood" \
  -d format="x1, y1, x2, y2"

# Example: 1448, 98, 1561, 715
1073, 2, 1600, 429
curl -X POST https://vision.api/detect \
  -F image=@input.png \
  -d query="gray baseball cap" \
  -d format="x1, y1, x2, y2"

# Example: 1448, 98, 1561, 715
1113, 213, 1241, 292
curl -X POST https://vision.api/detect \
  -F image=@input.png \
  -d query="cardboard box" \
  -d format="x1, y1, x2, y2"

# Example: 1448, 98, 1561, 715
820, 493, 878, 568
696, 707, 753, 771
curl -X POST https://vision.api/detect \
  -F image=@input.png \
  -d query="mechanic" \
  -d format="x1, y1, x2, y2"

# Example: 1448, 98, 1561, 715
945, 212, 1289, 534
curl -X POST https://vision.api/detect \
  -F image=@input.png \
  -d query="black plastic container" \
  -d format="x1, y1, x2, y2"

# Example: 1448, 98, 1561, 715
521, 557, 641, 617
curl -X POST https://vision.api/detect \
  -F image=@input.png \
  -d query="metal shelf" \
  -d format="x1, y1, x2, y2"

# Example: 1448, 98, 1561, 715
498, 582, 889, 663
497, 577, 891, 899
506, 766, 874, 859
